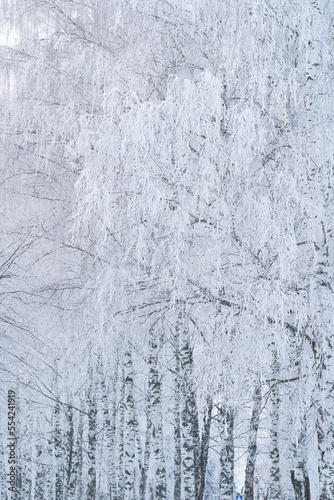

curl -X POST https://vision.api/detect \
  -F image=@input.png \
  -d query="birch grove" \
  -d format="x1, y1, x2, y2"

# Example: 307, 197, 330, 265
0, 0, 333, 499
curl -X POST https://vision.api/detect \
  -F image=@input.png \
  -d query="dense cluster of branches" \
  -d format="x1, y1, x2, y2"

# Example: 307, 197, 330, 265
0, 0, 333, 499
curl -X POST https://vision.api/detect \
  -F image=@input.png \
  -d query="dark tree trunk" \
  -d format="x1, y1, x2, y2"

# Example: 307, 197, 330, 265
290, 469, 310, 500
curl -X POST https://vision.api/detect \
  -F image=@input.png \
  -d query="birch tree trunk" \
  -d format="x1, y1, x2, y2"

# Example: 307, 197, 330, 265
134, 406, 143, 493
291, 417, 311, 500
46, 422, 54, 500
191, 388, 201, 498
99, 359, 118, 500
14, 460, 22, 500
244, 381, 262, 500
269, 343, 280, 500
74, 409, 83, 500
117, 365, 125, 500
54, 401, 64, 500
34, 441, 44, 500
21, 443, 32, 500
86, 369, 97, 500
149, 326, 167, 499
219, 406, 234, 500
139, 388, 151, 500
178, 309, 197, 499
123, 350, 136, 500
109, 373, 118, 500
64, 402, 74, 500
197, 398, 213, 500
290, 338, 310, 500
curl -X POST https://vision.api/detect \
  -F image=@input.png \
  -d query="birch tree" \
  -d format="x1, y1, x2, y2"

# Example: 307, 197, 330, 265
219, 405, 234, 500
123, 350, 136, 500
148, 324, 167, 499
244, 380, 262, 500
1, 1, 333, 499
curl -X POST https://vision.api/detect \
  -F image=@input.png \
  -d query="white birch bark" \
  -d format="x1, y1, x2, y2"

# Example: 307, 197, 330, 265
46, 420, 54, 500
74, 409, 83, 500
244, 381, 261, 500
21, 442, 32, 500
306, 0, 329, 269
269, 342, 280, 500
178, 310, 197, 499
123, 350, 136, 500
191, 388, 201, 498
109, 375, 118, 500
99, 359, 118, 500
64, 402, 74, 500
149, 326, 167, 499
139, 388, 152, 500
134, 406, 143, 489
54, 400, 64, 500
86, 368, 97, 500
219, 406, 234, 500
290, 338, 310, 500
34, 441, 44, 500
197, 398, 213, 500
117, 365, 125, 500
291, 417, 311, 500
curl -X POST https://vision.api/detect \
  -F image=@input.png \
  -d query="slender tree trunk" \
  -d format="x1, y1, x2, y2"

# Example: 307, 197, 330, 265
181, 396, 197, 500
64, 402, 74, 500
34, 442, 45, 500
134, 405, 143, 489
14, 461, 22, 500
197, 398, 213, 500
67, 403, 81, 500
219, 405, 234, 500
110, 372, 118, 500
149, 326, 167, 499
99, 358, 118, 500
21, 442, 32, 500
13, 399, 21, 500
178, 309, 197, 499
86, 368, 97, 500
290, 338, 310, 500
74, 409, 83, 500
244, 381, 262, 500
46, 420, 54, 500
54, 401, 64, 500
123, 350, 136, 500
291, 417, 310, 500
117, 365, 125, 500
190, 387, 200, 498
139, 387, 152, 499
269, 342, 280, 500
